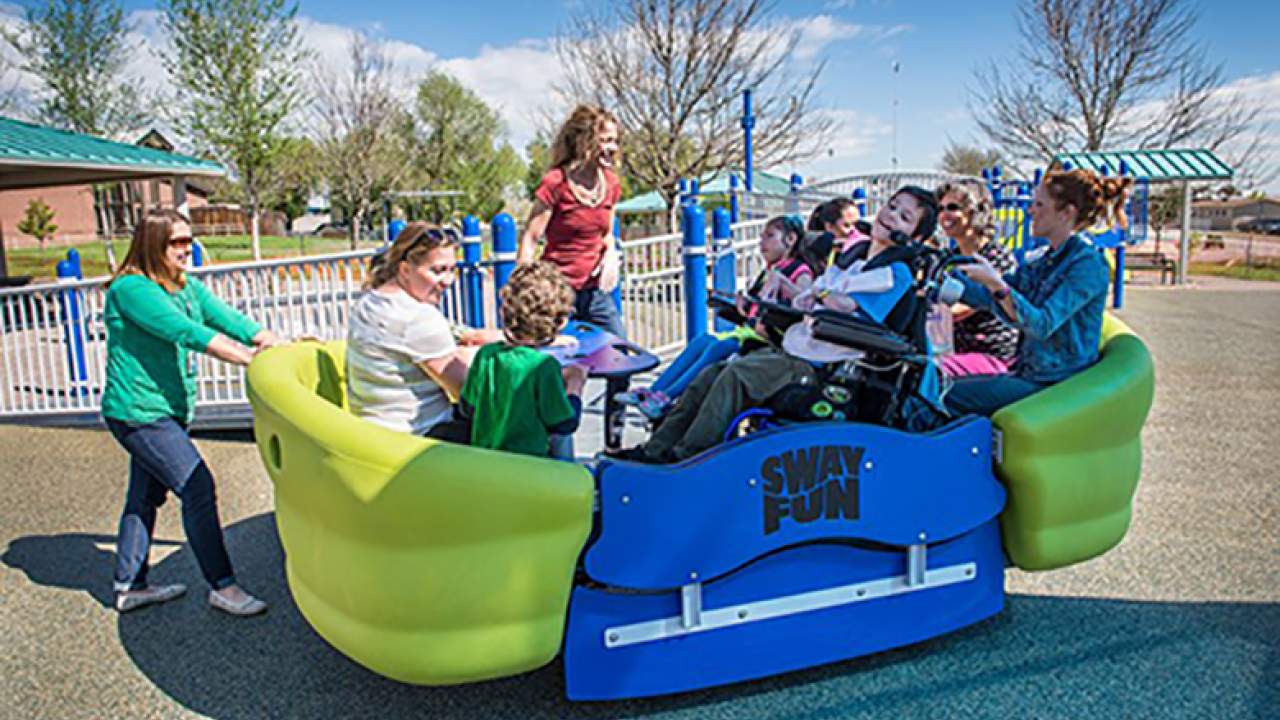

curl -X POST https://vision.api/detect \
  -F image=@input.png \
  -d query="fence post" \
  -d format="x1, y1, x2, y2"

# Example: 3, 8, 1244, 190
611, 215, 623, 311
682, 200, 708, 343
711, 207, 735, 332
852, 187, 867, 217
741, 90, 755, 193
729, 174, 740, 223
462, 214, 484, 327
491, 213, 517, 324
787, 173, 803, 215
56, 253, 88, 394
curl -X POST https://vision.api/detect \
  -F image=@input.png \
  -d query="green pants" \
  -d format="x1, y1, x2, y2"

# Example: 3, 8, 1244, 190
644, 347, 818, 462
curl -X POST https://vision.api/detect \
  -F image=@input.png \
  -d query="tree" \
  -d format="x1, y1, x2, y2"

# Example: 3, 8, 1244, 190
406, 71, 527, 221
17, 199, 58, 258
939, 142, 1003, 177
4, 0, 146, 137
312, 32, 412, 248
556, 0, 834, 228
161, 0, 308, 260
971, 0, 1268, 185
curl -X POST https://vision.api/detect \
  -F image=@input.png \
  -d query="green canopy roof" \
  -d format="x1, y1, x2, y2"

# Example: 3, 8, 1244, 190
1052, 149, 1233, 182
0, 115, 223, 190
617, 169, 793, 214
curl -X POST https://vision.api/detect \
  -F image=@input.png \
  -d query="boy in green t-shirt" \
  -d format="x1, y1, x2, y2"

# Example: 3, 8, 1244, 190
460, 262, 588, 458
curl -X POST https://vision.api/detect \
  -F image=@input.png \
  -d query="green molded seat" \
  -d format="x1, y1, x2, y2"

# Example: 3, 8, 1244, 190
246, 341, 594, 685
994, 314, 1155, 570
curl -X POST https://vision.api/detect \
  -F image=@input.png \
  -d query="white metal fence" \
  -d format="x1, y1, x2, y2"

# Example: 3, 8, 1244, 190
0, 220, 768, 426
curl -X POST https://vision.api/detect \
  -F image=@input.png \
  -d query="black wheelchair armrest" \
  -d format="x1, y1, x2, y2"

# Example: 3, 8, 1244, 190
810, 311, 914, 356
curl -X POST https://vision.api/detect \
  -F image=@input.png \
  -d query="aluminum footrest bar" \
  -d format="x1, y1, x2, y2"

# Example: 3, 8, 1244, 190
603, 561, 977, 649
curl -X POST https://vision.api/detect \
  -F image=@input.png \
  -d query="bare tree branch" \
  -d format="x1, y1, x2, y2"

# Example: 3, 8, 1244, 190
554, 0, 835, 222
971, 0, 1272, 188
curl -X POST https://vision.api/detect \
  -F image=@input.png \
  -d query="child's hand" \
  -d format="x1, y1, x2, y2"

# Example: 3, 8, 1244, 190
735, 291, 749, 315
562, 362, 589, 394
820, 292, 856, 314
793, 290, 817, 311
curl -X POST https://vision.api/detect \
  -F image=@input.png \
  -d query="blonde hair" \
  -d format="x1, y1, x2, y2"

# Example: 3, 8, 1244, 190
935, 180, 996, 241
499, 262, 574, 345
365, 223, 457, 290
549, 104, 620, 170
1043, 169, 1133, 231
110, 209, 189, 292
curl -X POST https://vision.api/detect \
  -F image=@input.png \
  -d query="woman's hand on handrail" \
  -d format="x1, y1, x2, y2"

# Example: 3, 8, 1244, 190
206, 334, 255, 367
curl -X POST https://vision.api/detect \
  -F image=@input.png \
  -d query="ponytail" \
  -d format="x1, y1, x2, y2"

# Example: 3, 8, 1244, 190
1043, 169, 1133, 231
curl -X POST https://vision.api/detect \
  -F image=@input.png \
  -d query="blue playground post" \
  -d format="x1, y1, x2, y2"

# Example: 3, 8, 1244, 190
729, 174, 740, 223
388, 218, 407, 244
191, 239, 205, 267
990, 165, 1003, 204
852, 187, 867, 217
690, 178, 701, 202
711, 207, 735, 332
678, 178, 690, 207
741, 90, 755, 193
787, 173, 803, 214
611, 215, 623, 311
462, 214, 484, 327
1110, 164, 1130, 310
682, 200, 709, 343
491, 213, 517, 324
56, 251, 88, 394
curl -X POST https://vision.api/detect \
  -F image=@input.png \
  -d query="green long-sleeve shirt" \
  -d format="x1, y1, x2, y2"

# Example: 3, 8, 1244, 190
101, 273, 262, 425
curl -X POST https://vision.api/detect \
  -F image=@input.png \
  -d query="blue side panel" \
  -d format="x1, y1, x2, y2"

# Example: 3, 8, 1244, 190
587, 417, 1005, 589
564, 520, 1006, 700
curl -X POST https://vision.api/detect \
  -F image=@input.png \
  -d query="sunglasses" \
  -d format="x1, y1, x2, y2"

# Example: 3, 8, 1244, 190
169, 236, 194, 247
940, 202, 967, 213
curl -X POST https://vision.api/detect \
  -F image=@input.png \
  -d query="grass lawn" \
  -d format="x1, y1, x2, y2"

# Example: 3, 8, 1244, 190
4, 234, 383, 282
1189, 261, 1280, 283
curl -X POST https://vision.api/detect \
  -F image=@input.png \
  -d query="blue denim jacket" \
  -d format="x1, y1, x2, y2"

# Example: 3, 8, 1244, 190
957, 234, 1109, 383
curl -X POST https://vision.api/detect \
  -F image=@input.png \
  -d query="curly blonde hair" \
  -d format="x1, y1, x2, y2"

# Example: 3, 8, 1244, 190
935, 180, 996, 241
500, 262, 575, 345
549, 104, 620, 170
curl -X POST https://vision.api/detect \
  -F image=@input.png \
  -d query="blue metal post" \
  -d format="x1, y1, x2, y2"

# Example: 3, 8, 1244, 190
990, 165, 1003, 204
191, 240, 205, 267
678, 178, 690, 207
1111, 163, 1128, 310
491, 213, 517, 325
56, 253, 88, 393
611, 215, 623, 311
852, 187, 867, 217
741, 90, 755, 192
682, 201, 709, 342
787, 173, 803, 214
462, 214, 484, 327
729, 174, 741, 223
711, 207, 735, 332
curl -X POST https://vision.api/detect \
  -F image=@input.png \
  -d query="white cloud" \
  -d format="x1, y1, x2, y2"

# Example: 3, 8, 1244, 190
438, 40, 566, 147
787, 15, 913, 63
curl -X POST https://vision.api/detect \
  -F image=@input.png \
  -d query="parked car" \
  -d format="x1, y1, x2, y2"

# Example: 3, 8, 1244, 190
310, 221, 376, 239
1238, 218, 1280, 235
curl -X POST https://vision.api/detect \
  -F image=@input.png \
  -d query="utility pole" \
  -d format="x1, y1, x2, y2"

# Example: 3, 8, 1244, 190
891, 60, 900, 171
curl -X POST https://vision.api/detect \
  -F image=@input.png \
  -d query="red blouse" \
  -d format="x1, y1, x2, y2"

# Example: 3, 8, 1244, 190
535, 167, 622, 290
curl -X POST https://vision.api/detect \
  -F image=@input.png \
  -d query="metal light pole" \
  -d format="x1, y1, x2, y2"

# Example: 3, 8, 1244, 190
891, 60, 900, 172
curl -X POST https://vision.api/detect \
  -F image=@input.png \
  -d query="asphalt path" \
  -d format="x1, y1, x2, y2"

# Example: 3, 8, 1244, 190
1, 280, 1276, 719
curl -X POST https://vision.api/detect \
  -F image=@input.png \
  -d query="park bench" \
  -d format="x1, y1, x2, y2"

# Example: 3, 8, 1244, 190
1125, 250, 1177, 285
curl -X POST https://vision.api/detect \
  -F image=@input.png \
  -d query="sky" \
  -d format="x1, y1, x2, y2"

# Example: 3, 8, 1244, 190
6, 0, 1280, 191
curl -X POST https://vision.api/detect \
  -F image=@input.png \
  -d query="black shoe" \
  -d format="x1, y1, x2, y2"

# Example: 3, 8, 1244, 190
604, 445, 651, 462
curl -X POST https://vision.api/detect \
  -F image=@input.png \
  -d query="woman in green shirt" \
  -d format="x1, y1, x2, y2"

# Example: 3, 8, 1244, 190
102, 210, 280, 616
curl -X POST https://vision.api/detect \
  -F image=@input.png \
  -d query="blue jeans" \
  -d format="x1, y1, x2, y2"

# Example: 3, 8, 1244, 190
574, 288, 626, 339
651, 334, 740, 398
944, 375, 1047, 417
105, 417, 236, 593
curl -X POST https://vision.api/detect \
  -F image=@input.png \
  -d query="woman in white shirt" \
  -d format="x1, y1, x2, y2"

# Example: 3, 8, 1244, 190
346, 223, 498, 439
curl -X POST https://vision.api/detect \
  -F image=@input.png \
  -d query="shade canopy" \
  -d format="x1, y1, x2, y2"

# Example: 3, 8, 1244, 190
1052, 149, 1233, 182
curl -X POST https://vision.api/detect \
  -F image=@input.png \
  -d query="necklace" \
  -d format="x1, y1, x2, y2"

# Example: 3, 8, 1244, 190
567, 165, 606, 208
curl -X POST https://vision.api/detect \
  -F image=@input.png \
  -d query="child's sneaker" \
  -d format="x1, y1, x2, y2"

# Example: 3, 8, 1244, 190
636, 391, 672, 420
614, 387, 654, 406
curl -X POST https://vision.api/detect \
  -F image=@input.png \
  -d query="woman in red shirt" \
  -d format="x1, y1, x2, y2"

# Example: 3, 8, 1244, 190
518, 104, 626, 337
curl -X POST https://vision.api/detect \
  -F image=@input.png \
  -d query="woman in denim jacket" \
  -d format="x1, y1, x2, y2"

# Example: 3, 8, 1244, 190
945, 168, 1130, 417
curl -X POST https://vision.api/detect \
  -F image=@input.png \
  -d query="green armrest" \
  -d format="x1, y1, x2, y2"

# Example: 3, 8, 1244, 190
246, 341, 594, 685
993, 315, 1155, 570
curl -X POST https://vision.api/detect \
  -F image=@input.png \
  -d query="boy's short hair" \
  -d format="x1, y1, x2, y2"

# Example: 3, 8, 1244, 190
500, 262, 575, 345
